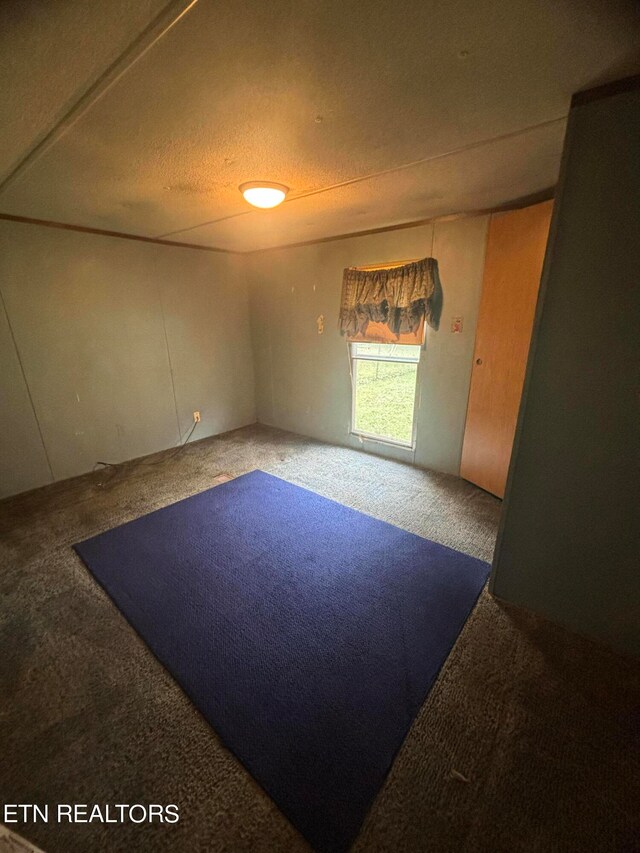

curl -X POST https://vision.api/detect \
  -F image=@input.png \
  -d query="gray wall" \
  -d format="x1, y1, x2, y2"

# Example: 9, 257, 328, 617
491, 86, 640, 656
247, 215, 489, 474
0, 221, 255, 498
1, 212, 488, 498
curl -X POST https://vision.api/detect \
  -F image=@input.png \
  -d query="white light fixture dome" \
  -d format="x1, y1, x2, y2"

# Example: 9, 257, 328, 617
239, 181, 288, 209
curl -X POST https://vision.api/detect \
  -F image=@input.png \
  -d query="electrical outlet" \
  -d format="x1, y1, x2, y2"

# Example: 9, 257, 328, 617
193, 411, 201, 423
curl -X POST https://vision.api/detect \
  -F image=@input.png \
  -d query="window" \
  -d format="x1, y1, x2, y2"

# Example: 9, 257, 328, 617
350, 342, 421, 448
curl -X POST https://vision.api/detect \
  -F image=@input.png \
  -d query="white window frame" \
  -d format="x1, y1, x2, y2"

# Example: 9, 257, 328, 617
349, 341, 422, 450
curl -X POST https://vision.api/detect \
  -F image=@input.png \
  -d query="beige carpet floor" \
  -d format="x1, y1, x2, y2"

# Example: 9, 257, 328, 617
1, 424, 638, 853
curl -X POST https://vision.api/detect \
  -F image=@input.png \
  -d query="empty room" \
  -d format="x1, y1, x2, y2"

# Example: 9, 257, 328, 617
1, 2, 639, 852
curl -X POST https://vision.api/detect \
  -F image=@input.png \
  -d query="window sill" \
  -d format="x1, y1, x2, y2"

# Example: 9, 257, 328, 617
350, 431, 415, 451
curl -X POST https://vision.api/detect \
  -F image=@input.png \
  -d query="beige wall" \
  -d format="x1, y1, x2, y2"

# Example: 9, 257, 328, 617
0, 221, 255, 498
247, 214, 489, 474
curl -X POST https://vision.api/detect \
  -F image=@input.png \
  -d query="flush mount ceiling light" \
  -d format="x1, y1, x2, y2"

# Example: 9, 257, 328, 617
239, 181, 289, 209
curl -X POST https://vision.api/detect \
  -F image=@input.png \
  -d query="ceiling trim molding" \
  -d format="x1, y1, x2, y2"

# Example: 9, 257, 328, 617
571, 73, 640, 108
0, 0, 200, 193
0, 188, 555, 256
0, 213, 232, 254
244, 188, 556, 255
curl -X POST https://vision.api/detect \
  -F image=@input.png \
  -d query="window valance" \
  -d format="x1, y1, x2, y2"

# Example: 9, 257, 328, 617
338, 257, 442, 343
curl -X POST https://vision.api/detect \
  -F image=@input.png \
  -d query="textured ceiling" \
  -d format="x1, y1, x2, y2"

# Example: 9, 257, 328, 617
1, 0, 639, 252
0, 0, 172, 181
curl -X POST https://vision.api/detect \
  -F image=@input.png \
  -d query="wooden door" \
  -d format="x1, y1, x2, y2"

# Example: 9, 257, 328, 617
461, 200, 553, 498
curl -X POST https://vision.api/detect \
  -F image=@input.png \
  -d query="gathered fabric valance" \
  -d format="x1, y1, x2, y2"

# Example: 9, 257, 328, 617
338, 257, 442, 343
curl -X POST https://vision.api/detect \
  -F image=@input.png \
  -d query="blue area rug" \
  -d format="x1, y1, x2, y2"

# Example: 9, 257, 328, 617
74, 470, 489, 852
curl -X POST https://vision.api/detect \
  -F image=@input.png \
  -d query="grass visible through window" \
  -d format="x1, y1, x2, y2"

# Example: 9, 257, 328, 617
351, 344, 420, 445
